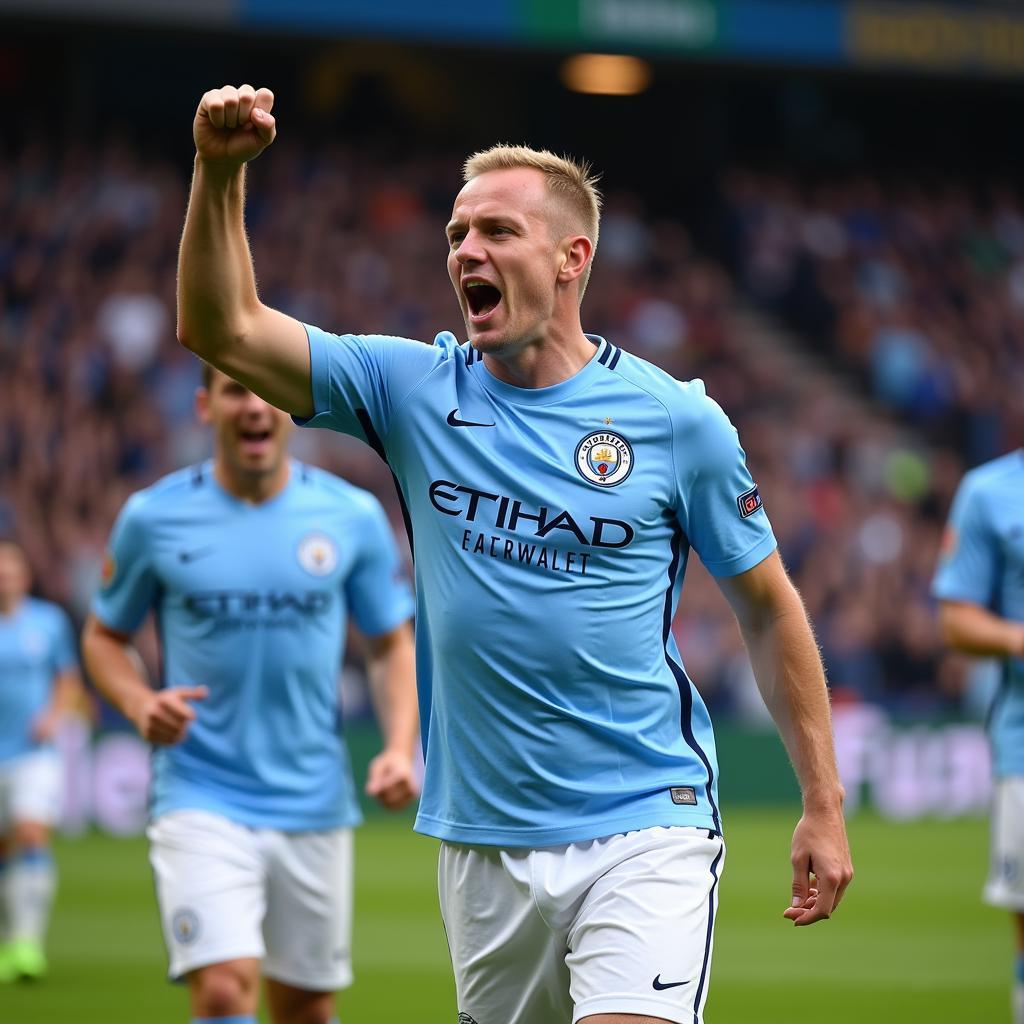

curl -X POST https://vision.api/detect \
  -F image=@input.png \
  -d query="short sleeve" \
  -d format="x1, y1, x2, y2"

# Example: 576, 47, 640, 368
49, 606, 79, 674
295, 324, 445, 445
932, 474, 999, 608
674, 391, 777, 578
344, 500, 416, 638
92, 496, 160, 634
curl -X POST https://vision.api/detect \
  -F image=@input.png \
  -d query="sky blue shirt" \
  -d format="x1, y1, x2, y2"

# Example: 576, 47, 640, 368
92, 460, 414, 830
932, 450, 1024, 778
0, 597, 78, 764
298, 328, 777, 846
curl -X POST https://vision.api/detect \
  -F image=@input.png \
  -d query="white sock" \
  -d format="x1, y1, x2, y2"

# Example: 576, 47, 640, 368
1013, 982, 1024, 1024
8, 850, 56, 944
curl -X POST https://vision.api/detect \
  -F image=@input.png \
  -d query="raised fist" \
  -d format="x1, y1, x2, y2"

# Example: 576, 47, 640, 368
194, 84, 276, 167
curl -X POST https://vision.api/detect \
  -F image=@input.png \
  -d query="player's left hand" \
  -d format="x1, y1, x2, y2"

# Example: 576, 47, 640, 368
365, 749, 419, 811
783, 802, 854, 926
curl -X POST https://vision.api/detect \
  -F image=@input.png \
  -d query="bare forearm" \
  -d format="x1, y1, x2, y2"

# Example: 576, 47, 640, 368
367, 635, 418, 757
939, 601, 1024, 659
82, 627, 151, 725
745, 600, 843, 808
177, 159, 259, 356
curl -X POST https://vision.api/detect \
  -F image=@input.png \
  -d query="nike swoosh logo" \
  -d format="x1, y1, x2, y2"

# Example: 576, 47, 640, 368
446, 409, 495, 428
178, 547, 215, 564
652, 975, 690, 991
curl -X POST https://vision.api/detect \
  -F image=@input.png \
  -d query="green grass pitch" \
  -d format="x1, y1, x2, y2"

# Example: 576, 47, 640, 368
0, 809, 1006, 1022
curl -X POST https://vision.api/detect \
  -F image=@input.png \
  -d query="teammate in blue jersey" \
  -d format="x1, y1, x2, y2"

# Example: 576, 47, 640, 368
0, 538, 83, 982
933, 451, 1024, 1024
81, 363, 417, 1024
175, 83, 853, 1024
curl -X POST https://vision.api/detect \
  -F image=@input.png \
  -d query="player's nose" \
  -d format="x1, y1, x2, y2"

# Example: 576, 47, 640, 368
454, 231, 486, 266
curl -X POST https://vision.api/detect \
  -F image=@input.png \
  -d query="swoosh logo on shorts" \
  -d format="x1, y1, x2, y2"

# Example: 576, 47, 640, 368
652, 974, 690, 990
447, 409, 495, 428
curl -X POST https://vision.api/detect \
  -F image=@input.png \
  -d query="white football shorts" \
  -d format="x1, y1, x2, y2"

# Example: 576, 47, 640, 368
985, 776, 1024, 910
439, 825, 726, 1024
0, 749, 63, 832
147, 809, 354, 990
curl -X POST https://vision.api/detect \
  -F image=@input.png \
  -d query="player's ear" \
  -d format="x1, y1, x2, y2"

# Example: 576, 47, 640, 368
195, 386, 212, 426
557, 235, 593, 285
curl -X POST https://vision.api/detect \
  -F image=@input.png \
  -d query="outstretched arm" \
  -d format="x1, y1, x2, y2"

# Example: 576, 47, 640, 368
717, 551, 854, 926
177, 84, 311, 415
363, 622, 419, 811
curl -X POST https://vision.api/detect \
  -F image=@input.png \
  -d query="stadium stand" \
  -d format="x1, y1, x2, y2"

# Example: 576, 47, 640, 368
0, 135, 973, 716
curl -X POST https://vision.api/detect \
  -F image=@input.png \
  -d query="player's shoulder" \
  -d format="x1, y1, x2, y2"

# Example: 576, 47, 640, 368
309, 322, 456, 368
293, 462, 386, 519
962, 450, 1024, 494
607, 344, 729, 433
23, 595, 67, 626
118, 463, 214, 524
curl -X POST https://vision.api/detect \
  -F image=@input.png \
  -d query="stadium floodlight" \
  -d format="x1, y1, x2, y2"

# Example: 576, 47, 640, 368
560, 53, 652, 95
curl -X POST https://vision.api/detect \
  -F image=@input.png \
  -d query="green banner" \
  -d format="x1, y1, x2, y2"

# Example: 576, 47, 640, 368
525, 0, 720, 52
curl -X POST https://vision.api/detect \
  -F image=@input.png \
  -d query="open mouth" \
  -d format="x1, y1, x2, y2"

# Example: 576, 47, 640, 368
239, 428, 272, 452
464, 279, 502, 321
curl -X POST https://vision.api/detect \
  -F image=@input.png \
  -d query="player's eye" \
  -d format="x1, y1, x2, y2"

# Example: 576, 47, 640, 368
448, 233, 464, 248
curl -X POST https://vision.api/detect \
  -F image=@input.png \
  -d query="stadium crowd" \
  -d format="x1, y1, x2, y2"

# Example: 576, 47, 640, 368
0, 139, 987, 720
723, 169, 1024, 467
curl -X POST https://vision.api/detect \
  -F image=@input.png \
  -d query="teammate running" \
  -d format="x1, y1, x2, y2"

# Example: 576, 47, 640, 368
82, 364, 417, 1024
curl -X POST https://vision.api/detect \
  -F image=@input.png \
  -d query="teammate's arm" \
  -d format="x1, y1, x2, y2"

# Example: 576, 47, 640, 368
177, 84, 312, 416
31, 668, 85, 743
81, 615, 207, 745
717, 550, 853, 927
938, 599, 1024, 658
362, 622, 419, 811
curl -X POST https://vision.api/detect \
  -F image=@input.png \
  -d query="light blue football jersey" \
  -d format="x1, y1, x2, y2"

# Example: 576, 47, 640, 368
92, 460, 414, 830
0, 598, 78, 764
932, 450, 1024, 778
298, 327, 777, 846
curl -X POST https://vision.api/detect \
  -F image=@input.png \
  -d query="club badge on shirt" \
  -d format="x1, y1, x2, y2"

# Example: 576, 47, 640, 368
574, 430, 634, 487
297, 532, 338, 577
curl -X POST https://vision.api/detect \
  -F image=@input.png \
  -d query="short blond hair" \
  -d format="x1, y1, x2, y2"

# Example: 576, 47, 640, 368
463, 144, 602, 297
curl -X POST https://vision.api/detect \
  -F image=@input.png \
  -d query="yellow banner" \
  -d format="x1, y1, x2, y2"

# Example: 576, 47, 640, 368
850, 3, 1024, 74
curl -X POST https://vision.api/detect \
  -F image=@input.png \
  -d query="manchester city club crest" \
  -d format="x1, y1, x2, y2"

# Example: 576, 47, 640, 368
172, 908, 200, 945
574, 430, 634, 487
297, 532, 338, 577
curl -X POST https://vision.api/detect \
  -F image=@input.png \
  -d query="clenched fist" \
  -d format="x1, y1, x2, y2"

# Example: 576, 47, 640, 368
194, 84, 276, 167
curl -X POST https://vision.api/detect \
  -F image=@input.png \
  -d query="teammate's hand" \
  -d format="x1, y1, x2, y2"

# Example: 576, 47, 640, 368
194, 84, 276, 168
130, 686, 209, 745
30, 708, 62, 743
365, 749, 420, 811
783, 804, 854, 926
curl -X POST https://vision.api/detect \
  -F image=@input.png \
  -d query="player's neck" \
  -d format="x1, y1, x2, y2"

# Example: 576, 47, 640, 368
483, 324, 595, 390
214, 457, 292, 504
0, 594, 23, 617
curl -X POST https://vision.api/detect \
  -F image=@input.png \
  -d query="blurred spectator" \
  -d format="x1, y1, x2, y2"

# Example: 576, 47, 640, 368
0, 140, 976, 717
